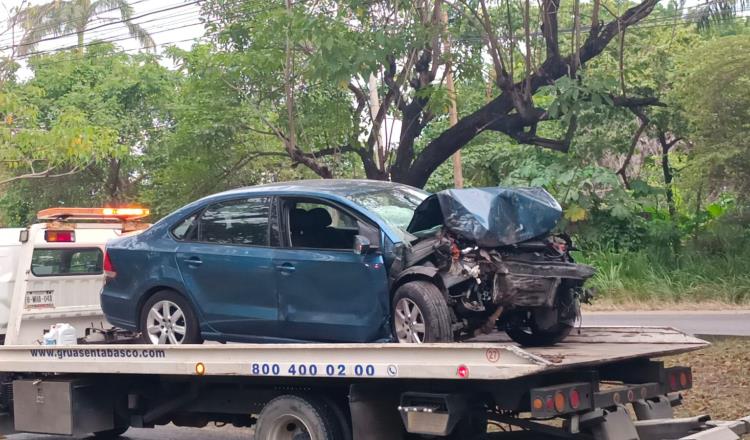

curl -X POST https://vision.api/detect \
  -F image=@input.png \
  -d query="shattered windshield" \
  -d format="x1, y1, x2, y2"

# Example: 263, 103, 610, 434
346, 187, 429, 240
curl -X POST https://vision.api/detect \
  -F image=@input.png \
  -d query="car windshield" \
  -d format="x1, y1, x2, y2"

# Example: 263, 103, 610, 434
346, 187, 429, 240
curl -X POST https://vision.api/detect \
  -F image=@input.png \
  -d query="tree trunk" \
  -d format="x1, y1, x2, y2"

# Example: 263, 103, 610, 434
657, 132, 681, 255
77, 29, 85, 54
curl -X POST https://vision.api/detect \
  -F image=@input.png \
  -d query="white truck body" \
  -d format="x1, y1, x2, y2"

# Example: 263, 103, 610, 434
0, 216, 145, 345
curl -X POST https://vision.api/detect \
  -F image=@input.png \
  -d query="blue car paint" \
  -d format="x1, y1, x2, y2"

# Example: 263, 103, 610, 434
101, 180, 426, 343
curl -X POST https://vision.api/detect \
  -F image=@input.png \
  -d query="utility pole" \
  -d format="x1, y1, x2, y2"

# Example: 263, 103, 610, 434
442, 10, 463, 188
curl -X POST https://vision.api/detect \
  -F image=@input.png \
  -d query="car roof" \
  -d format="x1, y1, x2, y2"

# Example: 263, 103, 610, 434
212, 179, 426, 198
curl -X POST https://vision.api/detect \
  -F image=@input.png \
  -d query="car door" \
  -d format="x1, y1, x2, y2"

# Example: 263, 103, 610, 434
273, 197, 390, 342
175, 197, 277, 337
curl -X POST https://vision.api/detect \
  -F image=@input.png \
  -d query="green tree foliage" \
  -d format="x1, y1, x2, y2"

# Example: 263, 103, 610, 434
139, 45, 311, 217
198, 0, 665, 187
674, 35, 750, 197
0, 44, 176, 225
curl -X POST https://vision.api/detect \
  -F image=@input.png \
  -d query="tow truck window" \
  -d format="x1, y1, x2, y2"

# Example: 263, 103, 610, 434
31, 248, 103, 277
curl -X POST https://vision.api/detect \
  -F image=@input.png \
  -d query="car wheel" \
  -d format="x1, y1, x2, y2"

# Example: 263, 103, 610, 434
392, 281, 453, 343
504, 311, 573, 347
92, 426, 128, 439
504, 285, 578, 347
255, 394, 343, 440
139, 290, 201, 345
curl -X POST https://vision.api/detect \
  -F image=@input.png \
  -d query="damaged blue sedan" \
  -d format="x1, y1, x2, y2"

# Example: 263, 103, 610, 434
101, 180, 595, 346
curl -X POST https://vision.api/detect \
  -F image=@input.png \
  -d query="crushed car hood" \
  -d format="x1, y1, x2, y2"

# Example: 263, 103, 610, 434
407, 187, 562, 247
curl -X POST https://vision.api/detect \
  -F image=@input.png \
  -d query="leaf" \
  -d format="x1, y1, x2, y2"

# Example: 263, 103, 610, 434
706, 203, 725, 219
564, 204, 588, 222
611, 203, 631, 219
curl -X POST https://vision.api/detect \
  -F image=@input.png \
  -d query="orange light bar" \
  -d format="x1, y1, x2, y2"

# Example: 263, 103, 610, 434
37, 207, 150, 221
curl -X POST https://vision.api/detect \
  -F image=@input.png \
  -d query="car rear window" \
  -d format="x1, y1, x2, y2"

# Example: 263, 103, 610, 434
31, 248, 103, 277
199, 197, 270, 246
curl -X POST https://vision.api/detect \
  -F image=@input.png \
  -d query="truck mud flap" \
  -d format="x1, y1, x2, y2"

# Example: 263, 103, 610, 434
348, 384, 407, 440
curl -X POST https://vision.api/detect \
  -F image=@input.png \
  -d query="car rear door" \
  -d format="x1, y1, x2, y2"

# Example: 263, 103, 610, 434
175, 197, 277, 337
273, 197, 390, 342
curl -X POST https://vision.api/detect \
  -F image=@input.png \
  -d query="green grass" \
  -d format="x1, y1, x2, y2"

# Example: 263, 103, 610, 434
575, 245, 750, 306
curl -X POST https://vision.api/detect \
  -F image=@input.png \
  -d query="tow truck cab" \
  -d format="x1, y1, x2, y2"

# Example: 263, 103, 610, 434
0, 207, 149, 345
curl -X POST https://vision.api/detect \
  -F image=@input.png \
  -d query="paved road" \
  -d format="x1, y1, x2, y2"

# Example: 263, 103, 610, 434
582, 310, 750, 336
9, 425, 252, 440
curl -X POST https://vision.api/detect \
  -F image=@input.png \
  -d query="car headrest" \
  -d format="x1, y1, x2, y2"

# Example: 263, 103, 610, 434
289, 208, 308, 232
307, 207, 332, 229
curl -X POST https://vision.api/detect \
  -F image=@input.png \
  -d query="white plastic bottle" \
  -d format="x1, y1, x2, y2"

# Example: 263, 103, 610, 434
55, 323, 77, 346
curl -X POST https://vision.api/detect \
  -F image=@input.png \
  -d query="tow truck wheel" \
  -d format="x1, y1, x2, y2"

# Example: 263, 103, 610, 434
255, 394, 343, 440
392, 281, 453, 343
139, 290, 201, 345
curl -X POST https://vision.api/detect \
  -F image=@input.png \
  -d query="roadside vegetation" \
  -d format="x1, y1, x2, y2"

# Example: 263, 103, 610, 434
0, 0, 748, 307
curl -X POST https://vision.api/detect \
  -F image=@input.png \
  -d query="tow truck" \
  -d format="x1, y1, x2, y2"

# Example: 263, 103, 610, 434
0, 207, 149, 345
0, 327, 747, 439
0, 210, 747, 440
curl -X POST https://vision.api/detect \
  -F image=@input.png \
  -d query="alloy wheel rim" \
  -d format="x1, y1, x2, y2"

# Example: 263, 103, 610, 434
267, 414, 313, 440
146, 300, 187, 345
394, 298, 426, 343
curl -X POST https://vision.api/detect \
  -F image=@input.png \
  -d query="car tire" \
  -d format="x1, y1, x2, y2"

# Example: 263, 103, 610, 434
92, 426, 128, 439
255, 394, 343, 440
504, 284, 578, 347
504, 315, 573, 347
139, 290, 202, 345
392, 281, 453, 343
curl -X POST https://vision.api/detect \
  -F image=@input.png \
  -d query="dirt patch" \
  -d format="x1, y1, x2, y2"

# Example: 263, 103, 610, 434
663, 337, 750, 421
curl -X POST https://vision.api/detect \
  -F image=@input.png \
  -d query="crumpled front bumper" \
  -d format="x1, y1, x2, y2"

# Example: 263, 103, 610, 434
492, 260, 596, 307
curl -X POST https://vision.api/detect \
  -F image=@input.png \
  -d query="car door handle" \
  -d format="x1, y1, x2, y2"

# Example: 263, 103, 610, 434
275, 263, 296, 273
183, 257, 203, 266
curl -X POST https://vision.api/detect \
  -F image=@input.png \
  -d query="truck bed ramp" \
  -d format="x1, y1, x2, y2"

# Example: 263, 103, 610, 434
0, 326, 707, 380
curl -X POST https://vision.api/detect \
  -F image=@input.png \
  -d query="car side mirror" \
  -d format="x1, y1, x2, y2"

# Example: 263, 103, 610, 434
353, 235, 371, 255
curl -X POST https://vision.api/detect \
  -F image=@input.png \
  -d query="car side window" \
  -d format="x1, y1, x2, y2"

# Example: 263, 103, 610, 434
199, 198, 270, 246
172, 212, 199, 240
287, 200, 360, 250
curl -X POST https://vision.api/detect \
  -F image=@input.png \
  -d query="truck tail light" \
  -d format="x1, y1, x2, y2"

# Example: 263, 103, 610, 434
666, 367, 692, 392
103, 251, 116, 280
554, 391, 566, 412
45, 230, 75, 242
569, 389, 581, 409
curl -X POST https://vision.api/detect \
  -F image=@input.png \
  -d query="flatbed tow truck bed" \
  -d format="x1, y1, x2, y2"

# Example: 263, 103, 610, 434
0, 326, 747, 440
0, 326, 706, 379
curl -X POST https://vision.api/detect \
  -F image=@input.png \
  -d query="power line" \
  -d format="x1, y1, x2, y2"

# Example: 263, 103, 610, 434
0, 4, 201, 49
16, 36, 203, 70
80, 9, 199, 40
0, 0, 204, 53
4, 1, 297, 62
0, 0, 156, 48
14, 20, 205, 61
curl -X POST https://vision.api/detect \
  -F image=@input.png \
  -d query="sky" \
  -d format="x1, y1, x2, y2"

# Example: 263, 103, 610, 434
0, 0, 206, 78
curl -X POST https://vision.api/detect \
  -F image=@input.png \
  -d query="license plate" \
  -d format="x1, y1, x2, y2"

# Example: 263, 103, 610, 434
25, 290, 54, 309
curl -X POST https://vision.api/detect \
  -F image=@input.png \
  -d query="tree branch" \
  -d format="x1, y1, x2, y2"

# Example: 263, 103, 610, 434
616, 107, 650, 187
0, 164, 87, 186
